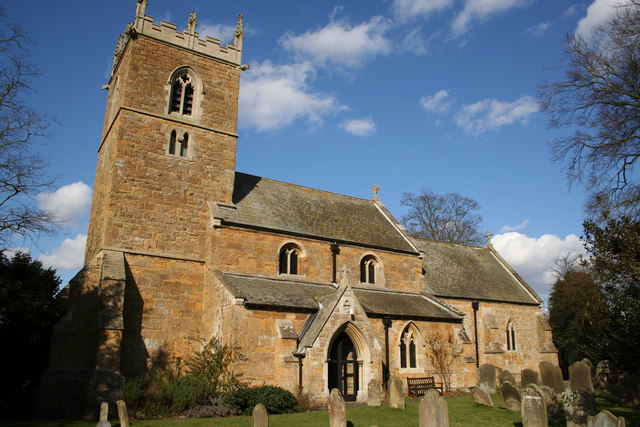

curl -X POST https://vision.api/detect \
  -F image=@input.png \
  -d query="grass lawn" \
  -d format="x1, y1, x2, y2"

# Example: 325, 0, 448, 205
4, 392, 639, 426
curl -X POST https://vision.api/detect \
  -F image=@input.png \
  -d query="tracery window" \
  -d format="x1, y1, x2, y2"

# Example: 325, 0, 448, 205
169, 71, 195, 116
168, 130, 189, 157
400, 325, 417, 369
360, 255, 378, 284
506, 319, 516, 351
279, 244, 301, 275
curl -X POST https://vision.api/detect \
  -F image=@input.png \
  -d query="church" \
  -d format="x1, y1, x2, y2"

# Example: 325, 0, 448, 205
40, 1, 558, 414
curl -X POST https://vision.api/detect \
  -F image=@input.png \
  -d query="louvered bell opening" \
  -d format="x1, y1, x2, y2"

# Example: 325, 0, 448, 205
170, 83, 182, 113
182, 83, 194, 115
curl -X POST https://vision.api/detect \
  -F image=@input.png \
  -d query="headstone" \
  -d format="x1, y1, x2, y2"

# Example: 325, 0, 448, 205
587, 410, 626, 427
388, 376, 405, 410
419, 389, 449, 427
563, 389, 597, 427
472, 388, 494, 407
501, 381, 521, 412
478, 364, 497, 394
253, 403, 269, 427
539, 362, 564, 394
116, 400, 129, 427
521, 388, 547, 427
328, 388, 347, 427
521, 369, 540, 387
529, 384, 558, 416
96, 402, 111, 427
569, 361, 594, 393
498, 369, 516, 385
367, 378, 382, 406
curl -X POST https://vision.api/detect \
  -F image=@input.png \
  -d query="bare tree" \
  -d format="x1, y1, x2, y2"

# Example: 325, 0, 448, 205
539, 1, 640, 218
0, 6, 55, 246
401, 188, 485, 246
426, 331, 462, 392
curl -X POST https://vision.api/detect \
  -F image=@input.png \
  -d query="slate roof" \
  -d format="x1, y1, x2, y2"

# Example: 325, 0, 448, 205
211, 172, 417, 253
415, 238, 541, 305
214, 271, 461, 320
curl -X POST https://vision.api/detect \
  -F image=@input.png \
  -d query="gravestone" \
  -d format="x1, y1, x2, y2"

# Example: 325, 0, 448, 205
521, 388, 547, 427
252, 403, 269, 427
540, 362, 564, 394
116, 400, 129, 427
587, 410, 626, 427
569, 361, 594, 393
96, 402, 111, 427
472, 388, 494, 407
521, 369, 540, 387
529, 384, 558, 416
563, 389, 596, 427
328, 389, 347, 427
367, 378, 382, 406
388, 376, 405, 410
419, 389, 449, 427
499, 369, 516, 385
478, 364, 497, 394
501, 381, 521, 412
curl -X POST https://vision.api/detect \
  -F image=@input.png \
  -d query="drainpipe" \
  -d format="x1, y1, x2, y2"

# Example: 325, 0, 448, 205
472, 299, 480, 368
382, 316, 392, 387
295, 352, 305, 398
330, 242, 340, 284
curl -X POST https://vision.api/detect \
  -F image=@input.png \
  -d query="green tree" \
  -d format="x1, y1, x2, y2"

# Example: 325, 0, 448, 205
539, 1, 640, 217
401, 188, 485, 246
0, 251, 65, 411
583, 216, 640, 372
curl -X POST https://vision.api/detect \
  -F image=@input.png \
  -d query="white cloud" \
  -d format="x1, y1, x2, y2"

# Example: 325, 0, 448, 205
36, 182, 92, 225
392, 0, 455, 21
420, 89, 453, 115
452, 0, 530, 35
239, 61, 345, 131
198, 22, 235, 43
499, 219, 530, 232
575, 0, 621, 39
455, 95, 538, 134
280, 17, 391, 68
38, 234, 87, 271
341, 117, 376, 136
524, 22, 551, 37
491, 232, 586, 296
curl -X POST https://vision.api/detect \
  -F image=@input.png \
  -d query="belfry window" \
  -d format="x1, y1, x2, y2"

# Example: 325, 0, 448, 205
169, 72, 194, 116
360, 255, 378, 284
279, 244, 301, 275
506, 319, 516, 351
168, 130, 189, 157
400, 325, 417, 369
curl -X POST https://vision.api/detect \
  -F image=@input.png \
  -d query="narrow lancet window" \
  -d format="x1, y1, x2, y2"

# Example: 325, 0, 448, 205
279, 244, 301, 275
506, 319, 517, 351
360, 255, 378, 284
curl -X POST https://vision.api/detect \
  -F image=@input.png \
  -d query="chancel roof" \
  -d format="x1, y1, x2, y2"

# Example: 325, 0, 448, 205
415, 238, 541, 305
210, 172, 417, 253
214, 271, 461, 321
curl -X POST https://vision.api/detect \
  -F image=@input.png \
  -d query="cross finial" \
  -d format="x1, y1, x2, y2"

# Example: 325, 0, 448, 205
235, 14, 244, 39
187, 11, 197, 34
485, 231, 493, 246
372, 184, 380, 201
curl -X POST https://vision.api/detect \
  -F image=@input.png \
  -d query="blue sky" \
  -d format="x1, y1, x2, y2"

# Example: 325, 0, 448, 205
4, 0, 620, 300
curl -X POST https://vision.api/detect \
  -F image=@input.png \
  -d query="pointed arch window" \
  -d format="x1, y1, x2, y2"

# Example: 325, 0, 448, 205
169, 71, 195, 116
360, 255, 378, 284
506, 319, 516, 351
400, 325, 418, 369
279, 244, 301, 275
168, 130, 189, 157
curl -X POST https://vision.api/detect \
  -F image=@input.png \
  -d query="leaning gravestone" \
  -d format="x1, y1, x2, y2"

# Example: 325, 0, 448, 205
367, 378, 382, 406
521, 369, 540, 387
569, 361, 594, 393
540, 362, 564, 394
501, 381, 521, 412
472, 388, 494, 407
96, 402, 111, 427
252, 403, 269, 427
419, 389, 449, 427
529, 384, 558, 416
521, 388, 547, 427
328, 389, 346, 427
563, 389, 596, 427
388, 376, 405, 410
478, 364, 497, 394
587, 409, 626, 427
499, 369, 516, 385
116, 400, 129, 427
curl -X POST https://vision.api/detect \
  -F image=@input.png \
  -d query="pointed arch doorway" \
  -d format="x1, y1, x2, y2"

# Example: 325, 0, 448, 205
328, 331, 359, 401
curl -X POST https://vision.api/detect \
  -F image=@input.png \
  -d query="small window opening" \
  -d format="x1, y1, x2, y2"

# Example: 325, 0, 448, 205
279, 244, 300, 275
169, 72, 194, 116
179, 132, 189, 157
400, 326, 417, 369
506, 320, 517, 351
360, 256, 378, 284
168, 130, 177, 155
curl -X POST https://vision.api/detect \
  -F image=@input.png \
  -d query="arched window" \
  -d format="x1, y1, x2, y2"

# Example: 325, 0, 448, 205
506, 319, 516, 351
168, 130, 189, 157
279, 244, 301, 275
399, 325, 417, 369
169, 71, 195, 116
360, 255, 378, 284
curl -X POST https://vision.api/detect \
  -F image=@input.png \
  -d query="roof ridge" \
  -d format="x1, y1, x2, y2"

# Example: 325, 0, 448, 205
413, 236, 486, 249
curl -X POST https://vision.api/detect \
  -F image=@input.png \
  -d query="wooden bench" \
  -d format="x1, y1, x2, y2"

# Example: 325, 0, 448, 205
407, 376, 444, 397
